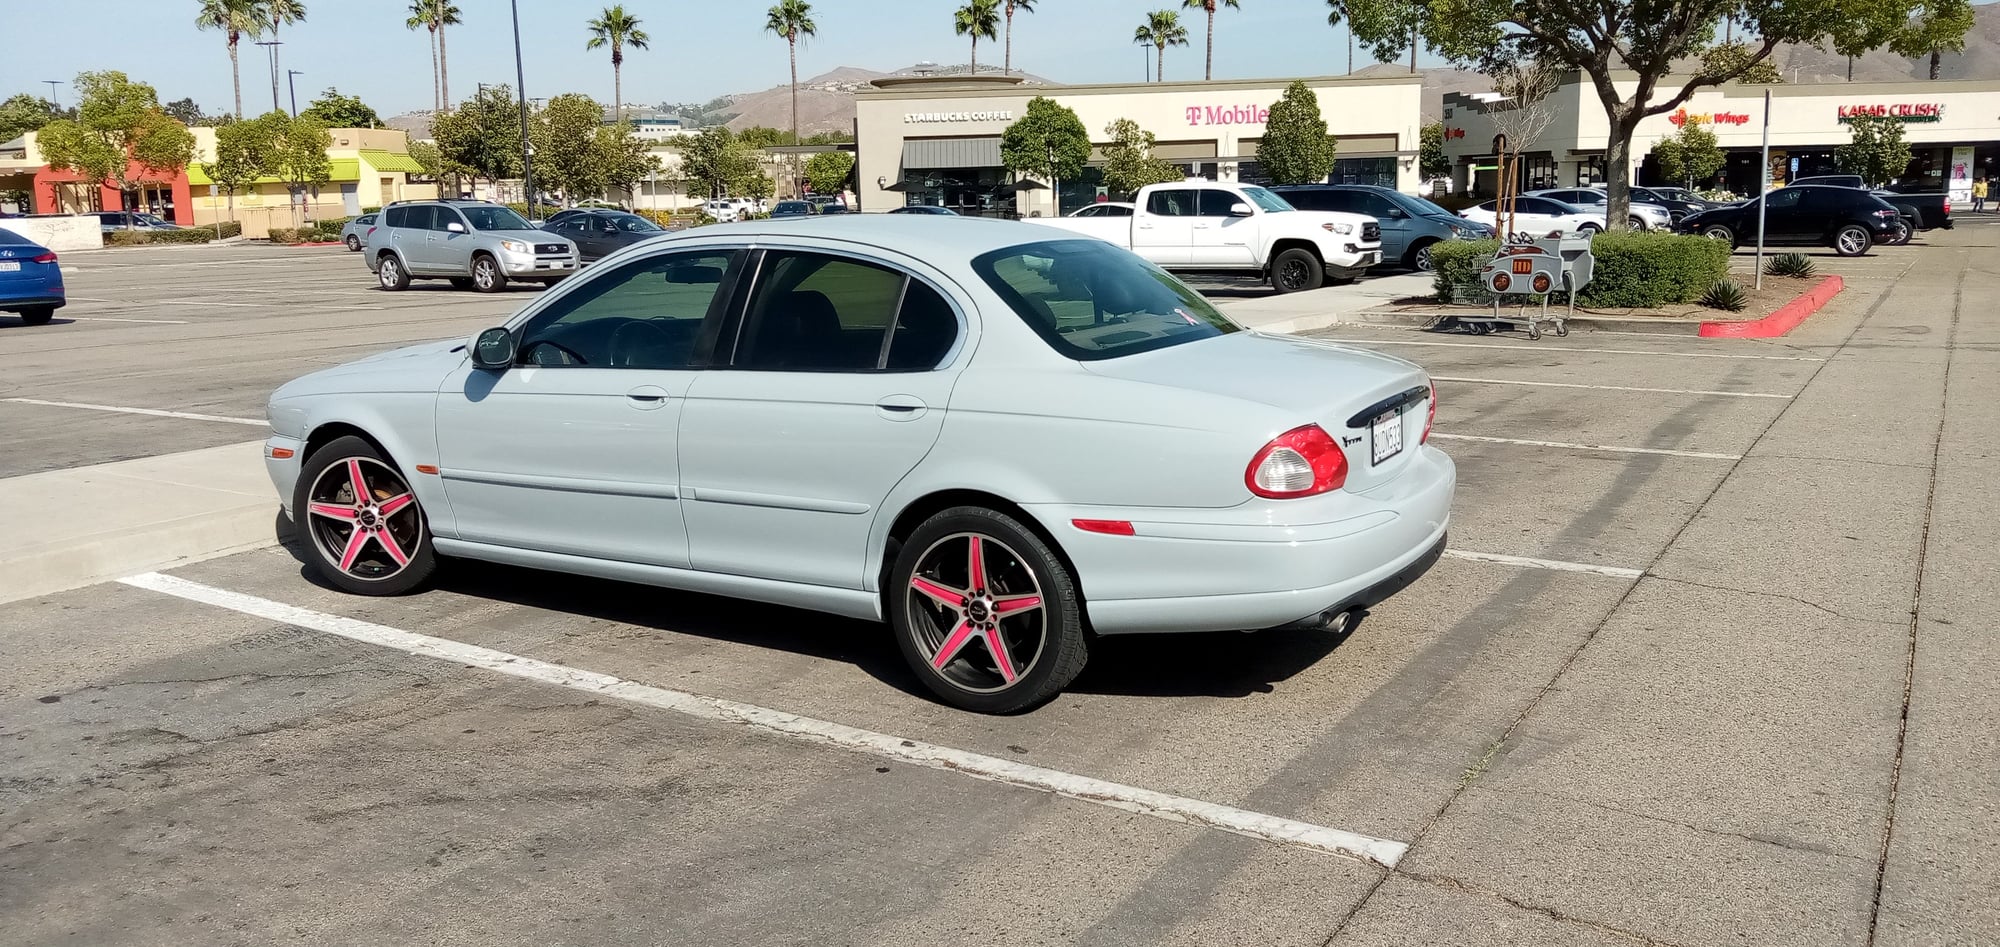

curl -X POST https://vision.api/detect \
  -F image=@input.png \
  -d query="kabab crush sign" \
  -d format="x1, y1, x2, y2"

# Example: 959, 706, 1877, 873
1837, 103, 1945, 124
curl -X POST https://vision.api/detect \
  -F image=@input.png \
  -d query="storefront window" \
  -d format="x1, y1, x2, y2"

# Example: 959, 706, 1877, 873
1331, 157, 1394, 187
898, 167, 1008, 217
1055, 166, 1107, 215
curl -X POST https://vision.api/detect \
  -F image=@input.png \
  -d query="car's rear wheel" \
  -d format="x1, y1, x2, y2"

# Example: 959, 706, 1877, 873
471, 255, 509, 293
345, 234, 361, 252
1628, 215, 1646, 230
1270, 248, 1325, 293
294, 435, 436, 596
1893, 219, 1915, 245
890, 507, 1087, 714
1701, 224, 1735, 244
1576, 223, 1602, 236
17, 306, 55, 326
1834, 224, 1871, 257
377, 254, 409, 291
1407, 239, 1438, 272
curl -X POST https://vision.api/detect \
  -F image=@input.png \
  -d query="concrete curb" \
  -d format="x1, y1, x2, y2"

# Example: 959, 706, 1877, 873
1699, 274, 1845, 338
1335, 307, 1709, 336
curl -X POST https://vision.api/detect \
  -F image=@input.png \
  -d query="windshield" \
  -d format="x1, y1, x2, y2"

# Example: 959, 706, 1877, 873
463, 205, 534, 231
972, 239, 1239, 361
611, 213, 662, 232
1240, 186, 1295, 213
1408, 195, 1457, 218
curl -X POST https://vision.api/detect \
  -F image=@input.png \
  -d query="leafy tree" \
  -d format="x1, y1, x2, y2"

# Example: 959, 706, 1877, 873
586, 4, 651, 120
1259, 81, 1336, 185
36, 72, 197, 220
1836, 113, 1912, 186
1003, 0, 1036, 74
432, 84, 523, 186
675, 126, 758, 199
1134, 10, 1191, 81
804, 151, 854, 194
1831, 0, 1907, 80
1406, 0, 1969, 228
1419, 122, 1449, 179
1000, 96, 1090, 214
1182, 0, 1242, 80
596, 121, 661, 198
1700, 43, 1782, 83
0, 94, 63, 143
300, 87, 382, 128
956, 0, 1001, 73
255, 110, 332, 222
195, 0, 264, 120
1100, 118, 1182, 196
203, 117, 275, 218
804, 130, 855, 146
533, 94, 610, 202
764, 1, 817, 166
745, 170, 776, 203
406, 139, 454, 181
1651, 121, 1726, 189
1344, 0, 1430, 73
1891, 0, 1974, 79
738, 125, 795, 149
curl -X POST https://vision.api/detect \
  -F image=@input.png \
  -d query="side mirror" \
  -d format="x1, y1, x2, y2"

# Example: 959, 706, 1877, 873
446, 221, 467, 234
1228, 202, 1254, 217
1383, 207, 1408, 219
471, 327, 515, 370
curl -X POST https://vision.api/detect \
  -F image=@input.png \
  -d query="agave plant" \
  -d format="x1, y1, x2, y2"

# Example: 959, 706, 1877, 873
1701, 279, 1748, 312
1765, 253, 1816, 279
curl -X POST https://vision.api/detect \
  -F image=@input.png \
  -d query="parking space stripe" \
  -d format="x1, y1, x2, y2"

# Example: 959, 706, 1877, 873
1430, 432, 1742, 460
1330, 339, 1823, 361
1433, 376, 1793, 399
2, 398, 267, 426
1443, 549, 1645, 579
115, 571, 1412, 868
62, 316, 193, 325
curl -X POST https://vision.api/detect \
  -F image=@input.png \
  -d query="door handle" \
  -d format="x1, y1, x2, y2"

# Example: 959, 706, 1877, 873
626, 385, 670, 409
874, 394, 927, 421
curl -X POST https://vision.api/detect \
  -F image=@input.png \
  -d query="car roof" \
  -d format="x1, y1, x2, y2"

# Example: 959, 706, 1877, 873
662, 214, 1078, 254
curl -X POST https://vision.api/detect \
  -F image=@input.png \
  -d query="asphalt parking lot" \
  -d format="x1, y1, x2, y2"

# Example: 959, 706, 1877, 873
3, 229, 1996, 946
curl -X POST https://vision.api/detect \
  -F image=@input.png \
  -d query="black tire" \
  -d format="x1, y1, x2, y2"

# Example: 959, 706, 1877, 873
376, 253, 410, 291
1894, 219, 1915, 245
1406, 239, 1439, 272
1577, 223, 1602, 236
17, 306, 55, 326
471, 254, 509, 293
1833, 224, 1872, 257
889, 506, 1088, 714
293, 435, 437, 596
1628, 215, 1646, 230
1269, 247, 1325, 293
1701, 224, 1735, 245
449, 277, 475, 290
345, 234, 361, 252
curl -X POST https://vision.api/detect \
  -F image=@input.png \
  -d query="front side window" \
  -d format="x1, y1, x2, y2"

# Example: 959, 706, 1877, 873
428, 206, 463, 232
1197, 190, 1245, 217
515, 251, 738, 369
972, 239, 1239, 361
1764, 189, 1805, 210
462, 205, 533, 231
733, 251, 959, 372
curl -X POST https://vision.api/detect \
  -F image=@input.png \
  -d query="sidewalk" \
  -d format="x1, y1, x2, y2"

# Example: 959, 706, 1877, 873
1214, 272, 1434, 333
0, 440, 279, 606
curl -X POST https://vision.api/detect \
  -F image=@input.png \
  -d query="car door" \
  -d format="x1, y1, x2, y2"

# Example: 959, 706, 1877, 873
1356, 191, 1412, 262
432, 248, 743, 567
383, 205, 432, 271
1759, 187, 1809, 242
677, 247, 966, 589
1135, 188, 1196, 265
429, 205, 474, 273
1191, 189, 1259, 265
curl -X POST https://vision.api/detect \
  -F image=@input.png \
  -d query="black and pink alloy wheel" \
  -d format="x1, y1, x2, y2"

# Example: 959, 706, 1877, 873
906, 533, 1046, 693
305, 457, 422, 580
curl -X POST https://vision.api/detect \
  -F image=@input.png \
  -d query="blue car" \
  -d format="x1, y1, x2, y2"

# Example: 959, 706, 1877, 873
0, 228, 64, 325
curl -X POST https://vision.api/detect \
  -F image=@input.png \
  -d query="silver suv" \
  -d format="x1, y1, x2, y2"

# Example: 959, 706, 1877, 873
364, 200, 578, 292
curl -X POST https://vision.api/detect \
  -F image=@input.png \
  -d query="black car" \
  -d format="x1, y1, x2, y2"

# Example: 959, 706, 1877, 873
770, 200, 819, 218
1625, 185, 1719, 222
537, 209, 667, 263
888, 204, 958, 215
1674, 185, 1901, 256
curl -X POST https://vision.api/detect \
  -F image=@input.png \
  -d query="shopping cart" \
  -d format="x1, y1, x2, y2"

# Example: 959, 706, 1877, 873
1459, 235, 1595, 340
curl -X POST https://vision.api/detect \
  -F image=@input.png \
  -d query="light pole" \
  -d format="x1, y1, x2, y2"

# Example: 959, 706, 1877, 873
510, 0, 535, 218
287, 70, 304, 117
256, 40, 283, 113
42, 80, 61, 110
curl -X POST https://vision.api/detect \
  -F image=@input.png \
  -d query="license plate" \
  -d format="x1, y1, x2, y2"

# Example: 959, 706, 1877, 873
1370, 408, 1404, 465
0, 261, 19, 272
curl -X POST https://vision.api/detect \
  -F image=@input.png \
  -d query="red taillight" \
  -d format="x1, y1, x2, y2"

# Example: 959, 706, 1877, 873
1072, 518, 1135, 536
1422, 384, 1435, 444
1942, 200, 1951, 215
366, 226, 377, 238
32, 251, 57, 264
1246, 424, 1348, 499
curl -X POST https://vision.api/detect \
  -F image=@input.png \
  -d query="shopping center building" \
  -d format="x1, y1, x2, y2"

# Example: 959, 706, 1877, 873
1440, 73, 2000, 198
853, 73, 1424, 217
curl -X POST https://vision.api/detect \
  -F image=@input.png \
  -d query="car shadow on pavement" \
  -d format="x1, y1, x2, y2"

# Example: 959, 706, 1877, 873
1070, 620, 1356, 699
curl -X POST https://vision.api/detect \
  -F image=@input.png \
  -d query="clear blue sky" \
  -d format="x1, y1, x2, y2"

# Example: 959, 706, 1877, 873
1, 0, 1418, 117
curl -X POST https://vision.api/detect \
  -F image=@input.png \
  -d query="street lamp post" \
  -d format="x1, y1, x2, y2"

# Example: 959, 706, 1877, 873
287, 70, 304, 117
510, 0, 535, 218
256, 40, 284, 113
42, 80, 61, 111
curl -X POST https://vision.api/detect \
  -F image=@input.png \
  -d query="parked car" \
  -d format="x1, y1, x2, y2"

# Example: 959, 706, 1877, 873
702, 200, 741, 222
539, 209, 668, 263
889, 205, 959, 215
1623, 186, 1719, 222
1673, 184, 1901, 255
340, 213, 377, 252
1789, 175, 1865, 189
1041, 180, 1381, 292
264, 217, 1455, 713
770, 200, 820, 218
1527, 189, 1673, 230
363, 199, 579, 291
1459, 196, 1606, 238
0, 227, 64, 325
93, 211, 182, 234
1270, 184, 1494, 271
819, 203, 852, 215
1067, 202, 1136, 218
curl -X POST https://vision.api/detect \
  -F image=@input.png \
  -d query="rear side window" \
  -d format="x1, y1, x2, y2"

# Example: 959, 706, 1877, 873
733, 251, 961, 372
1146, 189, 1197, 217
972, 238, 1238, 361
383, 206, 407, 228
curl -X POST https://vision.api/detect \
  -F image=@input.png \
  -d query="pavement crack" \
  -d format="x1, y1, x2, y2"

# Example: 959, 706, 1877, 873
1501, 787, 1870, 862
1642, 574, 1905, 626
1392, 869, 1697, 947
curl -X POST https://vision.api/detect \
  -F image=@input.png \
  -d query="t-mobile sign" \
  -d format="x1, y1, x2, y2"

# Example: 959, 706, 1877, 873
1185, 103, 1270, 127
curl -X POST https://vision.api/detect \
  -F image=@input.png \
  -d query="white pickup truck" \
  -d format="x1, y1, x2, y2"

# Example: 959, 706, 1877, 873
1040, 180, 1382, 293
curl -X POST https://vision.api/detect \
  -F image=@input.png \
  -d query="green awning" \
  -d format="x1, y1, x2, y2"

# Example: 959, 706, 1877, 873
359, 149, 424, 173
188, 157, 361, 186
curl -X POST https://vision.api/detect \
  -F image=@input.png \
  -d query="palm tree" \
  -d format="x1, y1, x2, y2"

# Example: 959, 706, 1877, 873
764, 1, 817, 149
406, 1, 440, 112
1181, 0, 1240, 81
196, 0, 265, 120
1324, 0, 1352, 74
586, 5, 650, 121
414, 0, 463, 110
955, 0, 1000, 75
1133, 10, 1189, 82
263, 0, 307, 113
1003, 0, 1035, 75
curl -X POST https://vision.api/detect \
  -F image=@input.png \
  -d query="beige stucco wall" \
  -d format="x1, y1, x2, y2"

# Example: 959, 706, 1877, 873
856, 74, 1424, 216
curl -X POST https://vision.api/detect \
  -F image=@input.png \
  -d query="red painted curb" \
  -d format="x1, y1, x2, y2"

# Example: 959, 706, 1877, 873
1699, 274, 1845, 338
283, 241, 344, 248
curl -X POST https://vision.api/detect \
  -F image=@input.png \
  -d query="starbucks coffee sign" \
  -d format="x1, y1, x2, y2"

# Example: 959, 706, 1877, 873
905, 110, 1014, 124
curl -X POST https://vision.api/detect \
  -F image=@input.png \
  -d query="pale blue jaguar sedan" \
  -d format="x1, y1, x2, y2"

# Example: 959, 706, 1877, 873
264, 216, 1454, 712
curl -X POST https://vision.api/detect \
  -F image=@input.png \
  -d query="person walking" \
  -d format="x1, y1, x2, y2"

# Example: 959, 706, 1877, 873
1972, 176, 1988, 213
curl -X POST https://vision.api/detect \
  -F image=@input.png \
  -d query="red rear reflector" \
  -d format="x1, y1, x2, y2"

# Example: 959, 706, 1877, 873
415, 464, 440, 475
32, 252, 57, 263
267, 447, 294, 459
1072, 518, 1134, 536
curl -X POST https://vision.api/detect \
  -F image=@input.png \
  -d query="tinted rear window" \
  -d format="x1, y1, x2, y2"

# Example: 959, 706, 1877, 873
971, 239, 1239, 361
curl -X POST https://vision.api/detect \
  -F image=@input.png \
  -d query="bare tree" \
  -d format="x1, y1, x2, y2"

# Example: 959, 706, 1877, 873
1482, 58, 1559, 238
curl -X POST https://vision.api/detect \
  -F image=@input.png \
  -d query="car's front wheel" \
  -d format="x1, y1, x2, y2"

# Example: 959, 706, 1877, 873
377, 254, 409, 291
1833, 224, 1872, 257
1701, 224, 1735, 244
1269, 248, 1325, 293
294, 435, 436, 596
471, 255, 509, 293
890, 507, 1088, 714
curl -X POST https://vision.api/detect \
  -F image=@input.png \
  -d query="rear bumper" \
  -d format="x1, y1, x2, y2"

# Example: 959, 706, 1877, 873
1, 293, 65, 311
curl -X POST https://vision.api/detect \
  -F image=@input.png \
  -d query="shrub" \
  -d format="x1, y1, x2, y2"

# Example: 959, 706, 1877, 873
1700, 279, 1748, 312
1429, 238, 1502, 303
266, 227, 303, 243
1573, 231, 1731, 308
1766, 252, 1816, 278
106, 228, 217, 245
215, 220, 243, 238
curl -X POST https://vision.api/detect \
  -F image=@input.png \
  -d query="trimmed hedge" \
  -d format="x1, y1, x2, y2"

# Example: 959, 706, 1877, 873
105, 228, 219, 246
1431, 232, 1730, 308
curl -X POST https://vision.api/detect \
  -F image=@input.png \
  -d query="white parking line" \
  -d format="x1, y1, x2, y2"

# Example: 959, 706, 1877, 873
1335, 339, 1824, 362
1430, 432, 1742, 460
1443, 549, 1645, 579
63, 316, 193, 325
116, 571, 1409, 867
1433, 376, 1793, 399
2, 398, 267, 426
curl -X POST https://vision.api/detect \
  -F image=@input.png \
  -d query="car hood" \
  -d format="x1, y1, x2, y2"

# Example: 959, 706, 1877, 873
1267, 209, 1375, 229
272, 338, 467, 401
